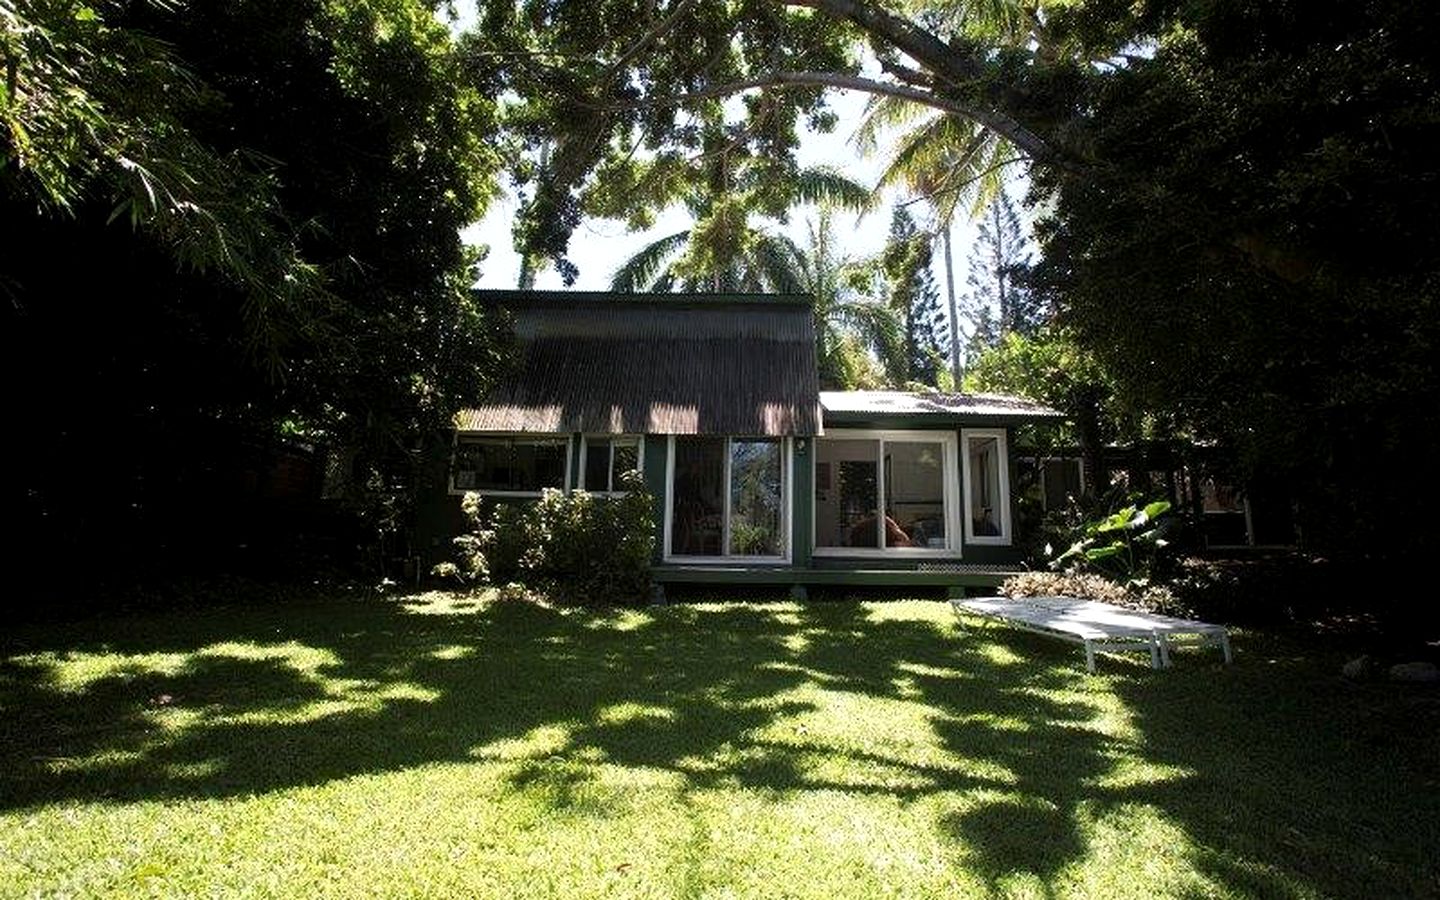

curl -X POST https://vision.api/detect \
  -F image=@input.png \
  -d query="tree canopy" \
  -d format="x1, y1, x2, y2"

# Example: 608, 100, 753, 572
479, 0, 1438, 560
3, 0, 505, 576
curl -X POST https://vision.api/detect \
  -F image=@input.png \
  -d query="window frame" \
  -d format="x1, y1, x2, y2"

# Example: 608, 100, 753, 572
662, 435, 792, 564
449, 432, 573, 497
810, 428, 962, 559
578, 434, 645, 494
961, 427, 1013, 546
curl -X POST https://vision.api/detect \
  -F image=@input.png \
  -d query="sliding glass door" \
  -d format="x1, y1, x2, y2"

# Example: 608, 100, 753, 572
813, 430, 959, 556
668, 437, 788, 561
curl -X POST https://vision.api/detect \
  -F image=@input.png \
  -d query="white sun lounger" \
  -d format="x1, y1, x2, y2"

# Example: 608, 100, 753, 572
952, 596, 1232, 673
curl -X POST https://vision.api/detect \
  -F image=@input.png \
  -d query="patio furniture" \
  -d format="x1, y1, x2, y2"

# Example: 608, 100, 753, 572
952, 596, 1233, 673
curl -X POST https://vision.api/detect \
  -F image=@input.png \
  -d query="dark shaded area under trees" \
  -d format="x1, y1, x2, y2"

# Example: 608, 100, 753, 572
5, 0, 1439, 626
2, 1, 505, 598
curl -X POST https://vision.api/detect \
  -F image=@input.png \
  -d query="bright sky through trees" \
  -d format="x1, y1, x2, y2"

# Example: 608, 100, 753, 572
463, 86, 1002, 302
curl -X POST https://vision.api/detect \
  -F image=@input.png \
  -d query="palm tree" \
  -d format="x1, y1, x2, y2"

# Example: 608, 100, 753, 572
850, 0, 1054, 382
856, 97, 1024, 384
797, 209, 903, 389
609, 164, 871, 293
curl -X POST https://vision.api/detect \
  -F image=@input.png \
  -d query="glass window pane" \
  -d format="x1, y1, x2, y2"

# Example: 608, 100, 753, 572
584, 439, 611, 491
512, 441, 567, 491
611, 442, 639, 485
729, 440, 784, 556
967, 436, 1003, 537
670, 437, 725, 556
814, 439, 880, 548
456, 439, 566, 492
885, 442, 946, 549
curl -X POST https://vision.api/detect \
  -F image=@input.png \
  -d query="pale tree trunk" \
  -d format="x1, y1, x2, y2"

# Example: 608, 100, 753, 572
943, 224, 961, 387
993, 200, 1009, 333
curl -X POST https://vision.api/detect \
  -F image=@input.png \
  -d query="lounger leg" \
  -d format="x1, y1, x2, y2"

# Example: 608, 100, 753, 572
1220, 631, 1233, 665
1159, 635, 1172, 668
1148, 634, 1160, 669
1084, 640, 1096, 674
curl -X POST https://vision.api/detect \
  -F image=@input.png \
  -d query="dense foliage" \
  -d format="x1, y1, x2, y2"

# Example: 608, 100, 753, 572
1026, 0, 1440, 561
443, 473, 656, 605
478, 0, 1439, 566
2, 0, 504, 580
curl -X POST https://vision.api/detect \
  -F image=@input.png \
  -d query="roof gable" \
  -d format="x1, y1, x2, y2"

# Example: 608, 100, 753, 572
458, 292, 822, 436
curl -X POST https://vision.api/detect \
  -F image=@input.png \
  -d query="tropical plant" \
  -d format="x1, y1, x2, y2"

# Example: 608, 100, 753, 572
797, 208, 901, 389
607, 158, 869, 293
1052, 497, 1174, 586
442, 471, 656, 606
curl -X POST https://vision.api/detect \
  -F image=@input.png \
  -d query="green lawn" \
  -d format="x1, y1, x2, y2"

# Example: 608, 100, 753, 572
1, 594, 1436, 899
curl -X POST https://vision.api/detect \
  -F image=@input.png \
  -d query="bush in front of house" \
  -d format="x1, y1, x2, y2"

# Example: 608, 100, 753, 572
439, 471, 655, 605
999, 570, 1193, 618
1003, 492, 1192, 616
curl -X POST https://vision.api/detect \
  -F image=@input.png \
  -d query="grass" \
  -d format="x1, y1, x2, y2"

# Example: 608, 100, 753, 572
1, 592, 1436, 899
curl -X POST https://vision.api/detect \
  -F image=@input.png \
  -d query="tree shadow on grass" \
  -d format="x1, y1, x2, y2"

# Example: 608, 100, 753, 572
0, 597, 825, 811
2, 596, 1436, 898
1111, 643, 1440, 898
772, 603, 1440, 898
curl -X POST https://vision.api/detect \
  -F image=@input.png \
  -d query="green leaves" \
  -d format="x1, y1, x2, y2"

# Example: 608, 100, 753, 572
1052, 495, 1173, 583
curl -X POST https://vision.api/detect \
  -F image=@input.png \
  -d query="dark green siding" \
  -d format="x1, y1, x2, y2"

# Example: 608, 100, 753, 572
643, 435, 669, 564
424, 420, 1033, 588
791, 438, 814, 568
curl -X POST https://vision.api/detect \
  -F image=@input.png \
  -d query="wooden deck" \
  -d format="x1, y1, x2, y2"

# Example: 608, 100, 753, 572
651, 563, 1022, 593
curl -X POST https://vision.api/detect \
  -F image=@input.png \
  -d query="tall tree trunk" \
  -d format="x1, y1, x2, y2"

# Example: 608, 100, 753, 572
943, 224, 961, 386
992, 201, 1007, 333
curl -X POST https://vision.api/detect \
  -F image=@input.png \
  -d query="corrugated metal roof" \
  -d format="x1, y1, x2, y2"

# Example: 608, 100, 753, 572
820, 390, 1063, 420
457, 293, 822, 436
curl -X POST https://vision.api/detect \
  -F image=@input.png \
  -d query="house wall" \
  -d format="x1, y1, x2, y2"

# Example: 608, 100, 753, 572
421, 420, 1029, 581
812, 418, 1025, 568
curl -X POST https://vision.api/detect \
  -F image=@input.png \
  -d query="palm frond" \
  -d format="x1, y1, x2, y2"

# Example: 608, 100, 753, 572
608, 229, 689, 292
750, 232, 808, 294
789, 166, 872, 213
831, 298, 904, 352
853, 95, 933, 157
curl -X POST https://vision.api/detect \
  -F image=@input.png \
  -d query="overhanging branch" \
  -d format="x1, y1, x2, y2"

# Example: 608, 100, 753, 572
593, 70, 1057, 165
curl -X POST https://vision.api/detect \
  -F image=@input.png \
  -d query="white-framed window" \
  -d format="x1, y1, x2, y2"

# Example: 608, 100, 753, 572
580, 435, 644, 493
664, 436, 791, 563
812, 429, 961, 558
962, 428, 1012, 545
450, 434, 571, 496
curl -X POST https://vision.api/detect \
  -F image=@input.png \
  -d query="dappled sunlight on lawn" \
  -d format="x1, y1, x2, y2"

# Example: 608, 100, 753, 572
0, 594, 1435, 897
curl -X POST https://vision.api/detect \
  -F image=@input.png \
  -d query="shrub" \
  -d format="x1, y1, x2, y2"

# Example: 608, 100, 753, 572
1049, 491, 1176, 586
999, 571, 1131, 605
438, 470, 655, 606
999, 570, 1193, 618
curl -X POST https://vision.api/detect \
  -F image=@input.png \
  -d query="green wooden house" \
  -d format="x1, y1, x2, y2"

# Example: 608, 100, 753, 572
426, 292, 1061, 597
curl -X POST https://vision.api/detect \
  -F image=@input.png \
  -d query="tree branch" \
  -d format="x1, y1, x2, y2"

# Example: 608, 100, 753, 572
784, 0, 1065, 166
591, 69, 1059, 167
786, 0, 984, 85
878, 57, 933, 89
601, 0, 699, 83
